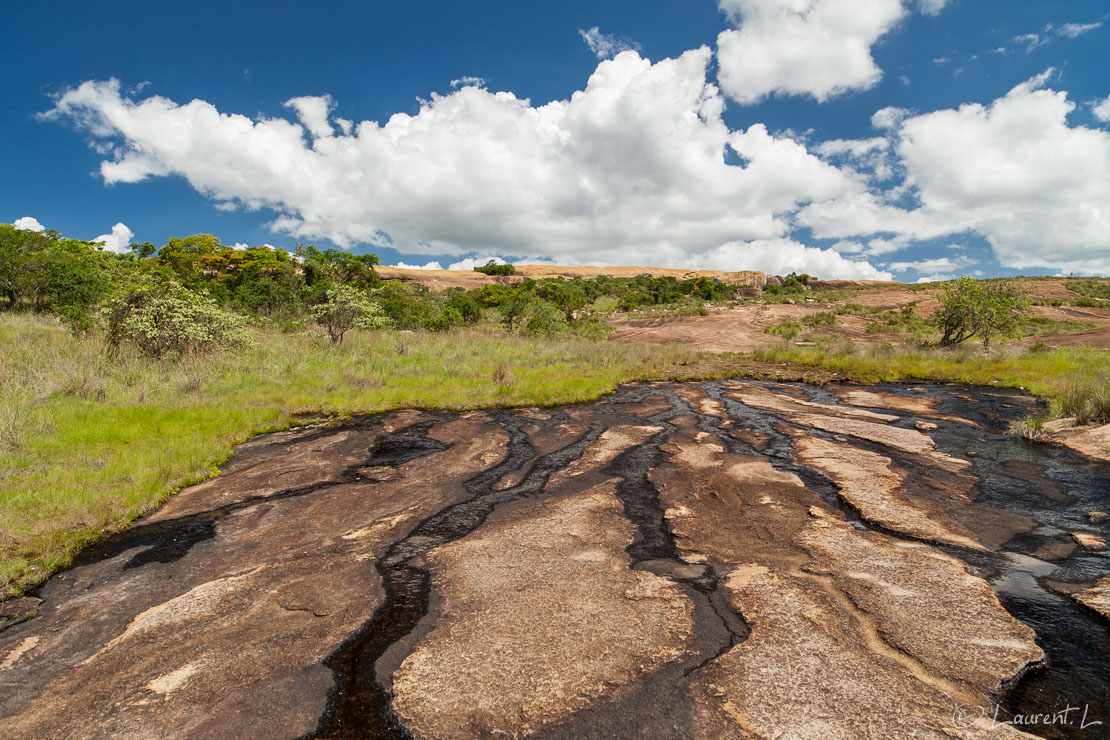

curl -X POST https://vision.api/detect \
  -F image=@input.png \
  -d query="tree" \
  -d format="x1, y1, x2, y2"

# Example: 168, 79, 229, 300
0, 225, 58, 308
934, 277, 1029, 348
497, 290, 535, 331
311, 285, 390, 344
157, 233, 226, 289
295, 244, 381, 294
473, 259, 515, 276
544, 281, 588, 322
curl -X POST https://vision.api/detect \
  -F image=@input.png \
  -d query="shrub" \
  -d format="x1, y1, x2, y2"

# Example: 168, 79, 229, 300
524, 300, 563, 335
444, 288, 481, 324
104, 280, 254, 357
474, 259, 516, 276
836, 303, 868, 315
498, 291, 535, 331
934, 277, 1029, 348
801, 311, 837, 327
765, 320, 803, 339
310, 285, 390, 344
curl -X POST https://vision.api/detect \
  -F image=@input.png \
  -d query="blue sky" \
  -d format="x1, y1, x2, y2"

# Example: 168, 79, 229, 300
3, 0, 1109, 280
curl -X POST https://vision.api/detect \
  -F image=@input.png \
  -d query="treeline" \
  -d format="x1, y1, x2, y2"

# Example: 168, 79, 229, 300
0, 225, 740, 354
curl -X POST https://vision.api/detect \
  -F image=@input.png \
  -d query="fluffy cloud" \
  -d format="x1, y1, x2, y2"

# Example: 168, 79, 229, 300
1093, 95, 1110, 122
813, 137, 895, 179
715, 0, 908, 104
285, 95, 335, 139
394, 260, 445, 270
802, 72, 1110, 273
43, 50, 886, 279
885, 254, 974, 276
450, 77, 486, 89
92, 222, 134, 253
699, 239, 892, 279
13, 216, 45, 232
578, 27, 639, 60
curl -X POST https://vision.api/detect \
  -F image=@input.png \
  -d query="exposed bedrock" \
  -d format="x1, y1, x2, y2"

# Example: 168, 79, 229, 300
391, 486, 696, 737
1, 380, 1103, 739
1072, 577, 1110, 622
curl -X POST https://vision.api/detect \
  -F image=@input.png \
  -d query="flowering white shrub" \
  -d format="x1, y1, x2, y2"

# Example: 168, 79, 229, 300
310, 284, 390, 344
103, 281, 253, 357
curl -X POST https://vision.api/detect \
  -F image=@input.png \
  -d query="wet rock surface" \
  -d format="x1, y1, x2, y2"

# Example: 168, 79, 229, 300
2, 380, 1109, 739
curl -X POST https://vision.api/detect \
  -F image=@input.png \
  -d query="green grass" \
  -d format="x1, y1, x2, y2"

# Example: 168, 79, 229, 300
751, 288, 859, 304
755, 340, 1110, 400
836, 303, 883, 316
615, 299, 722, 319
801, 311, 838, 327
1069, 279, 1110, 301
1012, 316, 1098, 337
0, 314, 697, 596
764, 320, 804, 339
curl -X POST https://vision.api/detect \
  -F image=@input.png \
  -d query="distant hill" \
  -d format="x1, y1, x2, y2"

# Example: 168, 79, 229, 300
376, 263, 899, 292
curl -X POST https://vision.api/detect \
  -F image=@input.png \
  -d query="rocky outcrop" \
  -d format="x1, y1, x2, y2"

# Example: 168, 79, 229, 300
391, 486, 695, 737
791, 435, 985, 550
1053, 422, 1110, 464
1072, 577, 1110, 622
2, 380, 1089, 738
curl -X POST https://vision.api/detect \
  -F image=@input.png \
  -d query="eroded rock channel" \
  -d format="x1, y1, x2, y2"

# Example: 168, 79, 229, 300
1, 381, 1108, 739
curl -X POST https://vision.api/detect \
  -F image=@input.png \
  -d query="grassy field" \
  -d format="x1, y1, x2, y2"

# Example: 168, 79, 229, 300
4, 310, 1108, 599
1, 314, 702, 596
755, 340, 1109, 402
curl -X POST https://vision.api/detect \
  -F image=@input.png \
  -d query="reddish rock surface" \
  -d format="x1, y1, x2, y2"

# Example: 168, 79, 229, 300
3, 380, 1105, 738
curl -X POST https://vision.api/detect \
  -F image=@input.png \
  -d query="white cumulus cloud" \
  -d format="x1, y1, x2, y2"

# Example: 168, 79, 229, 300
699, 239, 892, 279
394, 261, 445, 270
42, 50, 887, 279
715, 0, 908, 104
578, 27, 640, 60
801, 72, 1110, 274
886, 254, 974, 274
1093, 95, 1110, 122
450, 77, 486, 89
92, 222, 134, 253
13, 216, 45, 232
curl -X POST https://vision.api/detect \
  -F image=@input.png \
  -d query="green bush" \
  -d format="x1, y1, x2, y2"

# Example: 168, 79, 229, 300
934, 277, 1029, 348
473, 259, 516, 276
801, 311, 837, 327
311, 285, 390, 344
524, 300, 563, 335
104, 280, 254, 357
498, 291, 535, 331
765, 320, 803, 339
